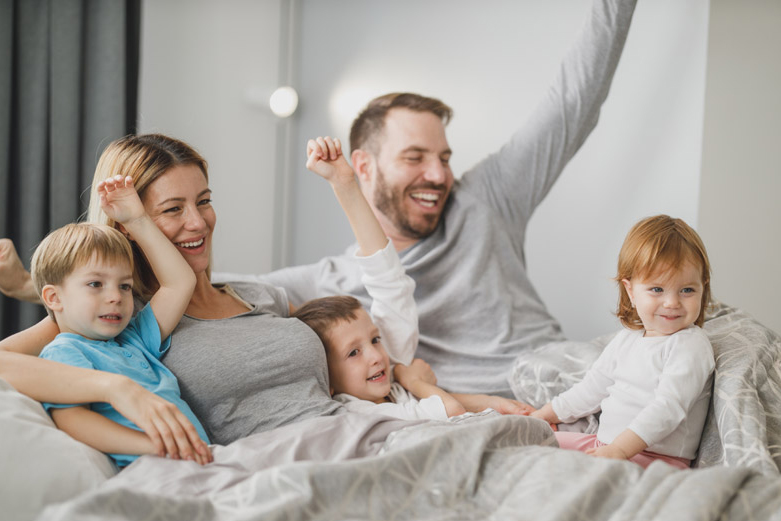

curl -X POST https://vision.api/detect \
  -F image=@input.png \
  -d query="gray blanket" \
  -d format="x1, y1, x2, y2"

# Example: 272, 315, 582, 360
38, 303, 781, 520
38, 411, 781, 520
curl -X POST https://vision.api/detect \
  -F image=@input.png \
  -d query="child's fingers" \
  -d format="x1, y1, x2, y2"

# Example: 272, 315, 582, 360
152, 418, 181, 460
306, 139, 318, 158
172, 408, 211, 460
322, 137, 338, 160
315, 137, 329, 158
333, 137, 342, 156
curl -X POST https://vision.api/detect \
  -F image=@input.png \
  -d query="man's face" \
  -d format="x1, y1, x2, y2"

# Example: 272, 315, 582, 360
364, 108, 454, 243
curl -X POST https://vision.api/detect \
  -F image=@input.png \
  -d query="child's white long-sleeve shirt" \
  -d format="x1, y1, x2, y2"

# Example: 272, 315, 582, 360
334, 382, 448, 421
551, 326, 714, 459
354, 240, 417, 366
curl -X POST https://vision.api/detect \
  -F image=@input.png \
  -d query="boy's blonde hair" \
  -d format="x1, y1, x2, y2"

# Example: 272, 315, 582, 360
616, 215, 712, 329
86, 134, 209, 299
31, 223, 133, 321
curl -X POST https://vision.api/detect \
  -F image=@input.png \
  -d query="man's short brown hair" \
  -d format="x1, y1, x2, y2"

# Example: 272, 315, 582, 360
349, 93, 453, 155
292, 296, 364, 352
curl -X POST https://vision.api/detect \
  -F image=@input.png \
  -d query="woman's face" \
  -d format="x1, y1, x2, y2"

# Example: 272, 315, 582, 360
140, 165, 216, 275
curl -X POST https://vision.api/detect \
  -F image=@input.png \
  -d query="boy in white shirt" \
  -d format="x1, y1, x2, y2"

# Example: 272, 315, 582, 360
293, 137, 532, 421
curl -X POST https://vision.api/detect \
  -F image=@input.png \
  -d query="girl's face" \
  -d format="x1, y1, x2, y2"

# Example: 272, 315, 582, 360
140, 165, 215, 276
622, 261, 704, 337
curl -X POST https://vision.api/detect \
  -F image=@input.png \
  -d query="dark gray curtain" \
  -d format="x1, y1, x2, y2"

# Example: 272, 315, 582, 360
0, 0, 140, 337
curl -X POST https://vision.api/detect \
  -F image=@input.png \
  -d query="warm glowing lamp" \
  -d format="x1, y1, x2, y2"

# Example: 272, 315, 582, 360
269, 86, 299, 118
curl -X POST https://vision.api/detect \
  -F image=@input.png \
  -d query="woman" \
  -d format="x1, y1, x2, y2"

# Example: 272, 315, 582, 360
0, 134, 341, 453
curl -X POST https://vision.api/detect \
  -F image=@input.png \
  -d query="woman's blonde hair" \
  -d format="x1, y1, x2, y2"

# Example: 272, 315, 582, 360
86, 134, 209, 299
616, 215, 712, 329
31, 223, 133, 321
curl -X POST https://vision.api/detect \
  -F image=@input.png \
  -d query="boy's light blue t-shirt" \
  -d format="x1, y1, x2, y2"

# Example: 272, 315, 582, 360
39, 304, 210, 467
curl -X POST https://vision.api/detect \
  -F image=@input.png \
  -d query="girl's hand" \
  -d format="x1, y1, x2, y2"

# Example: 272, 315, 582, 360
305, 137, 355, 185
529, 403, 559, 429
97, 175, 146, 225
586, 444, 629, 460
109, 376, 212, 464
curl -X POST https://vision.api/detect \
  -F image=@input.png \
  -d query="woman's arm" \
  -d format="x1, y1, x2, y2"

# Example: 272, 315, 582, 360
0, 351, 210, 462
98, 176, 195, 339
0, 317, 58, 354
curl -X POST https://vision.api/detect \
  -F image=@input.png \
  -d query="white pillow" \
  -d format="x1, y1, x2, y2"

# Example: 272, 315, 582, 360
0, 376, 117, 521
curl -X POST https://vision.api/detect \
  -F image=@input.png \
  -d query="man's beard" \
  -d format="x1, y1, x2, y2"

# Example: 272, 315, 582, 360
373, 166, 446, 241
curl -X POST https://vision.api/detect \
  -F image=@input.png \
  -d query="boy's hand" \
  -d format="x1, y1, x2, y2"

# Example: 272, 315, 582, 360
306, 136, 355, 185
484, 396, 535, 416
394, 358, 437, 387
97, 175, 146, 225
111, 376, 213, 464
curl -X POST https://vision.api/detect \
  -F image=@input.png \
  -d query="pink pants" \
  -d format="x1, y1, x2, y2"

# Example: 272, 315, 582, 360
555, 431, 691, 470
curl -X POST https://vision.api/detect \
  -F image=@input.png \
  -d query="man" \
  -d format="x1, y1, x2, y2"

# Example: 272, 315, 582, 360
265, 0, 638, 398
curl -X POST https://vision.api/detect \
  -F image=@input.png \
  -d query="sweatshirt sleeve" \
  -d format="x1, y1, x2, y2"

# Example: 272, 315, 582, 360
354, 240, 418, 365
551, 329, 628, 422
460, 0, 637, 233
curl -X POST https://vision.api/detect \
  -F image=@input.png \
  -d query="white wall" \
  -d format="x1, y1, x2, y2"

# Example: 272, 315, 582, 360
289, 0, 710, 340
698, 0, 781, 334
137, 0, 283, 275
138, 0, 780, 339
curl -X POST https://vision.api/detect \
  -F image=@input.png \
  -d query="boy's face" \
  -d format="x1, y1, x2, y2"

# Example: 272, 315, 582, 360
325, 308, 391, 403
622, 261, 704, 337
44, 254, 134, 341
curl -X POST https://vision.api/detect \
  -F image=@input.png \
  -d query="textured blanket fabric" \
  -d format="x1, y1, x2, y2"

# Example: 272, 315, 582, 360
37, 411, 781, 520
509, 302, 781, 476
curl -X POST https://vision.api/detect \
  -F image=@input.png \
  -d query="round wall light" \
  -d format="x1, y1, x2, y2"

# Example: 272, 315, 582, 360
269, 86, 299, 118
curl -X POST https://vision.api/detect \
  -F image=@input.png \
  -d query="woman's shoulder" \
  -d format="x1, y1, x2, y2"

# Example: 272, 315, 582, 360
216, 279, 290, 316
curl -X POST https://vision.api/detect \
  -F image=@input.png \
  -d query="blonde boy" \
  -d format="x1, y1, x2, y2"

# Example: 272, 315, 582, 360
32, 176, 211, 467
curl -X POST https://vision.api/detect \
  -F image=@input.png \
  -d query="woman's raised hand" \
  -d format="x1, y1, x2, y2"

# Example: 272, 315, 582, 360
110, 376, 213, 464
97, 175, 146, 225
305, 136, 355, 185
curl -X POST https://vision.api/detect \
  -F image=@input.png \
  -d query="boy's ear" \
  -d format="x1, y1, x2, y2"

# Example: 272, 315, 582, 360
351, 149, 374, 183
621, 278, 634, 306
41, 284, 63, 312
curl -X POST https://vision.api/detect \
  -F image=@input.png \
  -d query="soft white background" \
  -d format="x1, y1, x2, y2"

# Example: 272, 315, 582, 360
139, 0, 780, 339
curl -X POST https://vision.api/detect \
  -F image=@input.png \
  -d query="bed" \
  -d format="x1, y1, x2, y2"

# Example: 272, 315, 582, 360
2, 302, 780, 520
